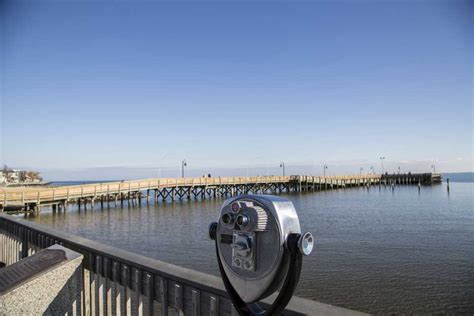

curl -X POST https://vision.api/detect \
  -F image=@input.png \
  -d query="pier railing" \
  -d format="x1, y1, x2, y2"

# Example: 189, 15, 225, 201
0, 214, 365, 316
0, 174, 439, 210
1, 176, 289, 204
1, 175, 382, 207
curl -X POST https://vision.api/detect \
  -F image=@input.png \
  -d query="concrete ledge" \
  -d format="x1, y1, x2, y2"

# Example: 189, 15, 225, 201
0, 245, 83, 315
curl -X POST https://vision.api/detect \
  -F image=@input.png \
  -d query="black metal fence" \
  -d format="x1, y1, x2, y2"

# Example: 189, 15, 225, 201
0, 214, 360, 316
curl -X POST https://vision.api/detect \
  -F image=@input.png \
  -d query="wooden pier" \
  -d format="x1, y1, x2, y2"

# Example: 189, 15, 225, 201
0, 173, 441, 213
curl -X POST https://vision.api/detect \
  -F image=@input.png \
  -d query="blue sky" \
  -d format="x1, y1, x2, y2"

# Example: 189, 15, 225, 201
1, 0, 472, 179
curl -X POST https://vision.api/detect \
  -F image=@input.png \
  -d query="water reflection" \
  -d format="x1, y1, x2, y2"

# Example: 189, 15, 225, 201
23, 183, 474, 314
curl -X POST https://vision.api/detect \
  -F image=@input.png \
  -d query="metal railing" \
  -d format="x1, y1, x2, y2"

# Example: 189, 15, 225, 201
0, 214, 364, 316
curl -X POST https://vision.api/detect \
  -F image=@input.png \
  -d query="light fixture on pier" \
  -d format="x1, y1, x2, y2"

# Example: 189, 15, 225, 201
379, 157, 385, 174
323, 165, 328, 177
279, 162, 285, 176
181, 159, 187, 178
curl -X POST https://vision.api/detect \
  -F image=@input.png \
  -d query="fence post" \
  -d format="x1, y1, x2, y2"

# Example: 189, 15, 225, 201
21, 226, 28, 259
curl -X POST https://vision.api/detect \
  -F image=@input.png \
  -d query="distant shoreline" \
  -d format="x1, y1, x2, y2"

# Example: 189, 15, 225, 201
47, 180, 119, 187
0, 180, 119, 188
0, 182, 49, 188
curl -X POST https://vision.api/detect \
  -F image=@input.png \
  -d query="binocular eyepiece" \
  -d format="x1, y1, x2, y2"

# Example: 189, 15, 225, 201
209, 195, 313, 315
221, 212, 250, 228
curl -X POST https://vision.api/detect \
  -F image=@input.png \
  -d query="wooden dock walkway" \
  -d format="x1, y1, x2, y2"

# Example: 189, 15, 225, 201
0, 173, 441, 213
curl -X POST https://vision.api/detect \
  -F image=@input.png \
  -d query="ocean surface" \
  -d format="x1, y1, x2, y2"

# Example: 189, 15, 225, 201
442, 172, 474, 183
23, 181, 473, 314
47, 180, 118, 187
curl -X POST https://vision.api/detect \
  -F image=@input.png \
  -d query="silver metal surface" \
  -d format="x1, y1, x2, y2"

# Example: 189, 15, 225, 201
231, 232, 255, 271
215, 195, 301, 303
298, 232, 314, 256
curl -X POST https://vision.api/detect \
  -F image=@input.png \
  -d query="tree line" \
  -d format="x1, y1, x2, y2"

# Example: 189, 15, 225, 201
2, 164, 43, 182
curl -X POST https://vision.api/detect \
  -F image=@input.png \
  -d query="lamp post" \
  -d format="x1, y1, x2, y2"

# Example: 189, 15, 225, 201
431, 164, 436, 173
398, 166, 401, 174
323, 165, 328, 177
360, 167, 363, 175
379, 157, 385, 174
370, 166, 374, 174
280, 162, 285, 176
181, 159, 187, 178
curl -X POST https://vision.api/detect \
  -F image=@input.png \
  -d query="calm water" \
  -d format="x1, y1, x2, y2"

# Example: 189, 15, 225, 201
23, 182, 473, 314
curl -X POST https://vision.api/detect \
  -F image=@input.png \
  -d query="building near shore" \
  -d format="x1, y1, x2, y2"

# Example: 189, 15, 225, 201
0, 169, 42, 184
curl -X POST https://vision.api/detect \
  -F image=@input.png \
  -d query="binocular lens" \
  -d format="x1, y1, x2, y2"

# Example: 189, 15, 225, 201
236, 214, 249, 227
222, 213, 233, 224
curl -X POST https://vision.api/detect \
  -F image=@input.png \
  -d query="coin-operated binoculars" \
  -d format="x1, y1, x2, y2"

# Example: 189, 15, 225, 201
209, 195, 314, 315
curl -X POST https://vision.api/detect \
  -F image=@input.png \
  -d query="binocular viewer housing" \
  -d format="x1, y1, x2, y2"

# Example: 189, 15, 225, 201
209, 195, 313, 315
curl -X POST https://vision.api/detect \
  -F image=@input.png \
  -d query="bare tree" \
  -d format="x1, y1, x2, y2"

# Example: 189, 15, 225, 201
2, 164, 13, 182
19, 171, 28, 182
27, 171, 42, 182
